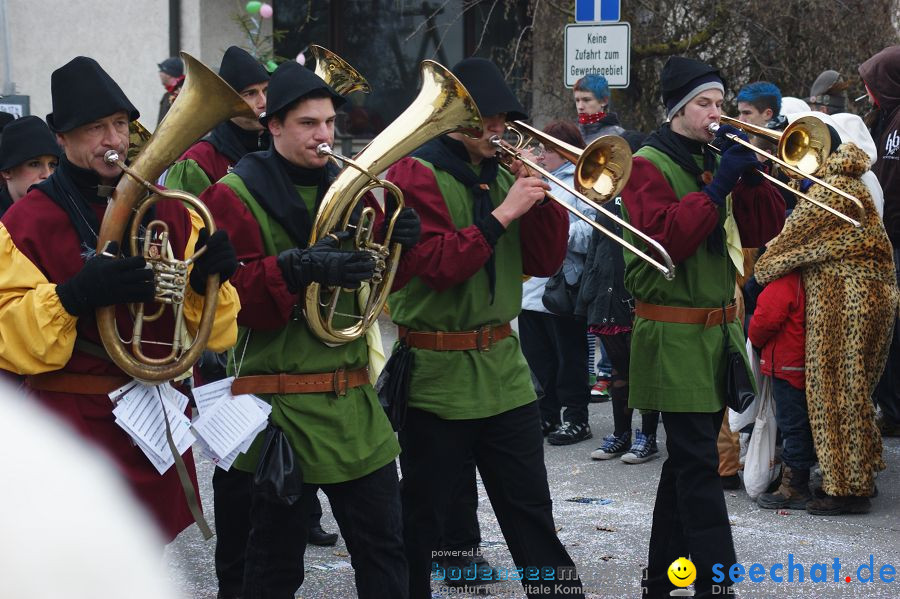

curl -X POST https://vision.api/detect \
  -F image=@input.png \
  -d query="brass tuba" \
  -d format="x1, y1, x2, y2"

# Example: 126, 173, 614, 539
96, 52, 256, 382
310, 45, 371, 96
306, 60, 483, 344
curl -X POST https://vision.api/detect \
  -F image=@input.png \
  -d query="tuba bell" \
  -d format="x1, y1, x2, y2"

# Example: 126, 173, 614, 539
96, 52, 256, 382
306, 60, 483, 344
310, 45, 371, 96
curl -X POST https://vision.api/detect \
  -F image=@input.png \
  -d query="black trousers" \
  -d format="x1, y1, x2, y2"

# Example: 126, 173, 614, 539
212, 469, 327, 598
399, 402, 583, 599
519, 310, 590, 425
242, 461, 407, 599
874, 248, 900, 425
644, 411, 736, 599
440, 457, 481, 553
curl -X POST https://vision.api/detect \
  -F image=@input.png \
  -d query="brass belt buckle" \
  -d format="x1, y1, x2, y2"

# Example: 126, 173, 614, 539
332, 367, 348, 397
475, 325, 494, 352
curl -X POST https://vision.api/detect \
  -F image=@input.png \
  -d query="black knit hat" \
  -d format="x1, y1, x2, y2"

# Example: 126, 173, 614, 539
451, 57, 527, 121
261, 61, 344, 125
46, 57, 140, 133
0, 116, 61, 171
0, 111, 14, 134
158, 56, 184, 78
219, 46, 269, 93
660, 56, 725, 120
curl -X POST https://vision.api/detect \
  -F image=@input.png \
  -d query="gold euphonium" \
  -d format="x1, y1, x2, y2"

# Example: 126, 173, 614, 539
96, 52, 256, 382
306, 60, 483, 344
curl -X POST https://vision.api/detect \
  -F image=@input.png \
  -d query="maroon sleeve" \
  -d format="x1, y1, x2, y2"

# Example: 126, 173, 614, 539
179, 141, 233, 184
200, 182, 296, 330
620, 157, 720, 264
731, 178, 786, 248
519, 199, 567, 276
386, 158, 495, 291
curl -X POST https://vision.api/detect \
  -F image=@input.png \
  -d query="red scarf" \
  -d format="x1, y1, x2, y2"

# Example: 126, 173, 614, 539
165, 75, 185, 94
578, 111, 607, 125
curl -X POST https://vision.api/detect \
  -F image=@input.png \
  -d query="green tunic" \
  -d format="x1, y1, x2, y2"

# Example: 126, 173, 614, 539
220, 174, 400, 484
622, 146, 749, 413
387, 159, 536, 420
164, 159, 213, 197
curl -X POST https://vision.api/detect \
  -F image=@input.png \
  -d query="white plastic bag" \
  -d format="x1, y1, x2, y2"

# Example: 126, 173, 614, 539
742, 376, 779, 499
729, 338, 761, 432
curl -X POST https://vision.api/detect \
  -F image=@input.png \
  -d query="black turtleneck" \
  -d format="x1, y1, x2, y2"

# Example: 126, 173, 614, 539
57, 155, 116, 203
274, 149, 329, 186
228, 120, 267, 154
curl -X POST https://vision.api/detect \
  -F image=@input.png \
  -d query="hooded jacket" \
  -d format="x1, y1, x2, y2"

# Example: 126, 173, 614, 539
859, 46, 900, 245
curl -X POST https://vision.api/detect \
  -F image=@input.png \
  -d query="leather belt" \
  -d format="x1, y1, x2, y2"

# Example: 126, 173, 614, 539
634, 300, 738, 329
231, 367, 369, 397
398, 323, 512, 351
26, 372, 132, 395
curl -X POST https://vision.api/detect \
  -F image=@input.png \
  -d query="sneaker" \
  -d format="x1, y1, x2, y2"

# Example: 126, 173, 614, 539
620, 430, 659, 464
548, 421, 593, 445
590, 378, 611, 401
590, 430, 631, 460
542, 419, 561, 437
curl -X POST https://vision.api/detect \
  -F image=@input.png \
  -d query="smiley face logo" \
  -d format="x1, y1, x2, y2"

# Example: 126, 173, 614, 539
667, 557, 696, 587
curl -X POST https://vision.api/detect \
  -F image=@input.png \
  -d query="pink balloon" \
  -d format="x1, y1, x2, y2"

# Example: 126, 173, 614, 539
295, 52, 306, 66
259, 3, 273, 18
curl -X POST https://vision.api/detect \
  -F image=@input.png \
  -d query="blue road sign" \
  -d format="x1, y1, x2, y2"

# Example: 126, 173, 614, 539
575, 0, 621, 23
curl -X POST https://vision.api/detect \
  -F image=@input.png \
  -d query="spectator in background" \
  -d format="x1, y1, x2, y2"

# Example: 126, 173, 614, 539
0, 116, 60, 215
860, 45, 900, 438
573, 74, 624, 143
157, 56, 185, 126
749, 269, 812, 510
736, 81, 782, 127
519, 120, 595, 446
807, 69, 849, 115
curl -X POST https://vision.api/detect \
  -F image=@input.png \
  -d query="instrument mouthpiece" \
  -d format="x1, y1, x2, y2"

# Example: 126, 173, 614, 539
316, 143, 333, 156
104, 150, 121, 164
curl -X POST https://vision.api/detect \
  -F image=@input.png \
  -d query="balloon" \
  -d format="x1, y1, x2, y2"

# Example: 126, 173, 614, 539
245, 1, 261, 13
266, 60, 278, 72
259, 3, 273, 18
295, 52, 306, 66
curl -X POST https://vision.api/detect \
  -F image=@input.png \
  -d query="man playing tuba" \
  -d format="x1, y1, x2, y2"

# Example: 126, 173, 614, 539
0, 56, 241, 542
198, 60, 421, 599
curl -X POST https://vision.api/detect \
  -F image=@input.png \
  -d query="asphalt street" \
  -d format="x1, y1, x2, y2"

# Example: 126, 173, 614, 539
165, 316, 900, 598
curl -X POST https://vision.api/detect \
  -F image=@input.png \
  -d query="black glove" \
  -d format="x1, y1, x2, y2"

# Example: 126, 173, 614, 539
704, 140, 761, 206
277, 234, 376, 293
56, 241, 155, 317
386, 207, 421, 249
710, 123, 748, 153
189, 228, 238, 294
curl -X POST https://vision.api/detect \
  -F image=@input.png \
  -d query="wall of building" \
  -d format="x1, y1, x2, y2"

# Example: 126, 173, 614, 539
1, 0, 269, 130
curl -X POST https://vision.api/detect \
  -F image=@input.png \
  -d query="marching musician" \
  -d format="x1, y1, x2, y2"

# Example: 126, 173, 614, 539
165, 46, 269, 196
619, 56, 784, 597
198, 60, 420, 599
0, 56, 240, 542
0, 115, 60, 215
384, 57, 584, 599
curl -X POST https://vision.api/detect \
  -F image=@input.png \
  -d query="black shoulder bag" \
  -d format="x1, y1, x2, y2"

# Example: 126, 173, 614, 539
721, 304, 755, 413
253, 423, 304, 505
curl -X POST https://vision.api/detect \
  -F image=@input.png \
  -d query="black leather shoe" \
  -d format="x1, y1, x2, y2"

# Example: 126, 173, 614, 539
308, 524, 339, 546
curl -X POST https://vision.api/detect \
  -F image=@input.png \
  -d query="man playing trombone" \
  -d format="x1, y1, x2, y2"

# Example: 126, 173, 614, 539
385, 57, 584, 599
619, 56, 785, 598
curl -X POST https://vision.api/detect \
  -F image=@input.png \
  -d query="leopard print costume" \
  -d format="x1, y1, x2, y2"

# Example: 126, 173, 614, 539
755, 142, 898, 497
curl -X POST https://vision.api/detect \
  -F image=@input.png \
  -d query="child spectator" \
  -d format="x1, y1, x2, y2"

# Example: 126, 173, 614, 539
748, 270, 813, 508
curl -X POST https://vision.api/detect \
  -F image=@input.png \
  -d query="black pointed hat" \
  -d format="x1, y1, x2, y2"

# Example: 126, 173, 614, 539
219, 46, 269, 93
46, 56, 139, 133
260, 61, 344, 125
0, 116, 61, 171
451, 57, 527, 122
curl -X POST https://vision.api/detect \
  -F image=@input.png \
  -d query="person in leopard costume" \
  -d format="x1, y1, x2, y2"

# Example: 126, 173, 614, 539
754, 138, 899, 515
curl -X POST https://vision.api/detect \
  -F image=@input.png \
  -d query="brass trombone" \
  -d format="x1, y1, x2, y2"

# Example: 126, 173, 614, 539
708, 117, 864, 227
493, 121, 676, 281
